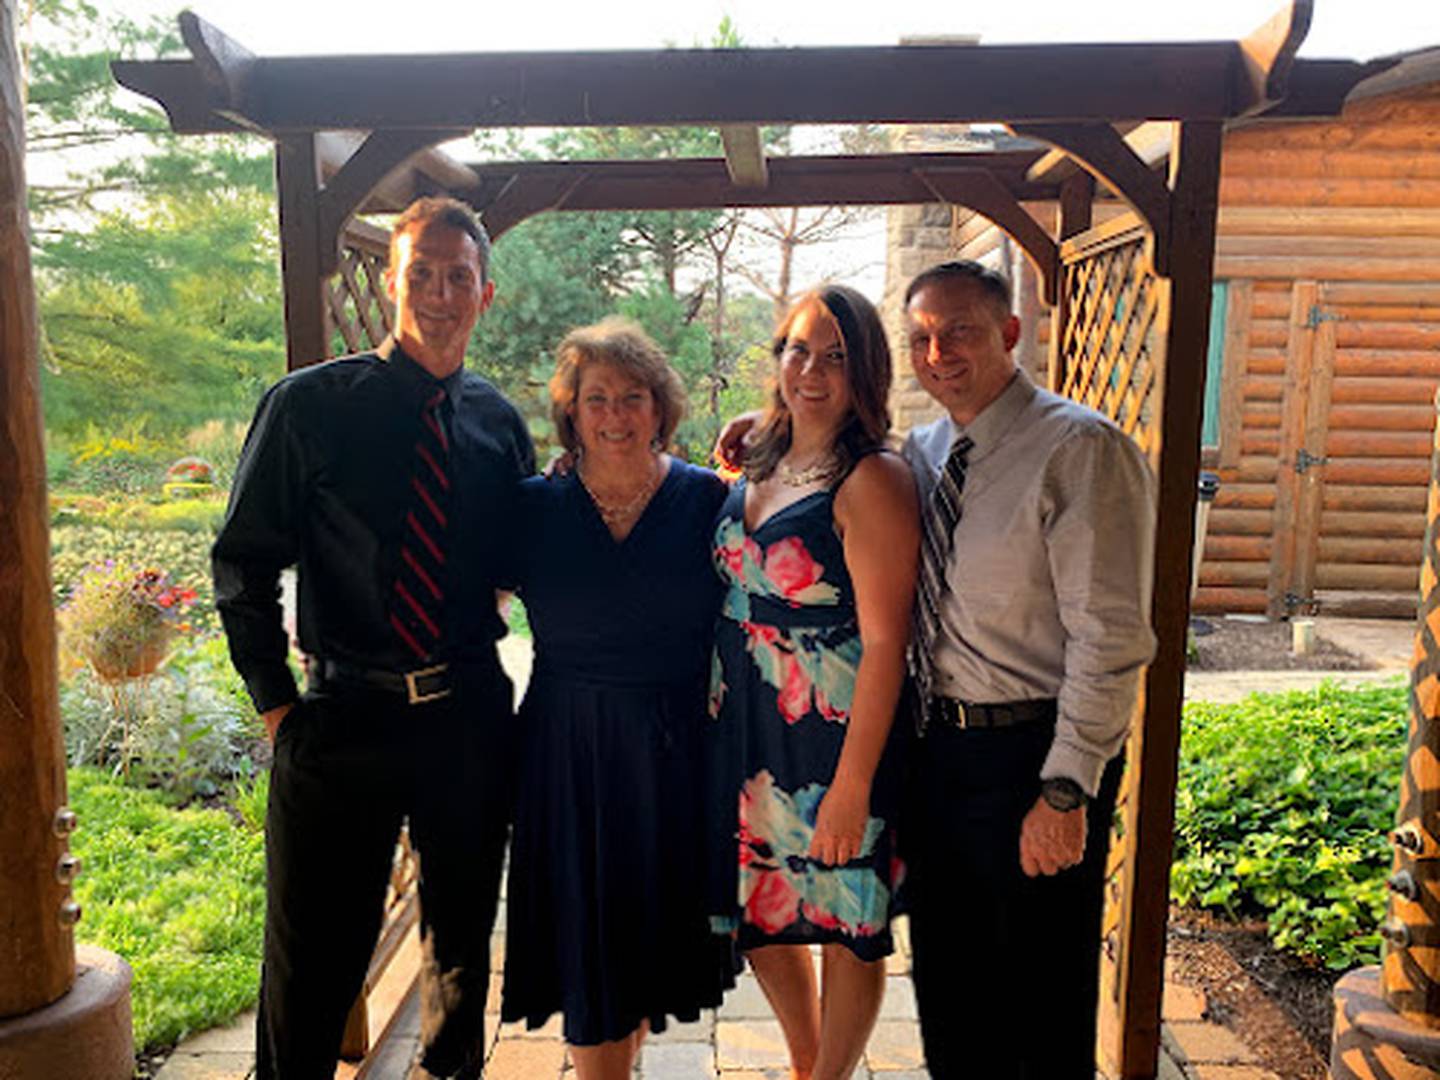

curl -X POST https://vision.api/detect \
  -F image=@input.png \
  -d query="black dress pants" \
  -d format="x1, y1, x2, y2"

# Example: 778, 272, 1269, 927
908, 719, 1123, 1080
255, 666, 513, 1079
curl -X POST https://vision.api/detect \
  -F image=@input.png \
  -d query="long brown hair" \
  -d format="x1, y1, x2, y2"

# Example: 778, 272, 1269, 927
743, 285, 892, 483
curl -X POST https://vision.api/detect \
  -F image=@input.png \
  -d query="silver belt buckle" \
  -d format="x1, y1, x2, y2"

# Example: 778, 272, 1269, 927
404, 663, 451, 705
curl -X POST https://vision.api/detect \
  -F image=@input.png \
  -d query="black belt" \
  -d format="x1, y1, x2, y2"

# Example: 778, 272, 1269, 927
311, 658, 452, 705
925, 696, 1057, 731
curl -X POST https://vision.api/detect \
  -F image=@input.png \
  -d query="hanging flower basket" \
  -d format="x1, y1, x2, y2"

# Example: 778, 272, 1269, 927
60, 562, 197, 683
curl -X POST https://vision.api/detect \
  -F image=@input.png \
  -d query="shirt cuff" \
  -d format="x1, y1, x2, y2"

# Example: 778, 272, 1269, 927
1040, 739, 1108, 799
242, 662, 299, 715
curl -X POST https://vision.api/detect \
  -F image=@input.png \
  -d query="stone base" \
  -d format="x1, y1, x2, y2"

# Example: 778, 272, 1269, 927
0, 945, 133, 1080
1332, 966, 1440, 1079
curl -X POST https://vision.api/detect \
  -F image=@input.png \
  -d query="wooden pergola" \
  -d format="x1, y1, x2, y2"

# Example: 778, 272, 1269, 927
0, 0, 1381, 1073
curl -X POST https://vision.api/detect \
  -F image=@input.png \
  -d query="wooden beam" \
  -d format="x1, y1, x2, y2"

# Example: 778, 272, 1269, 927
1026, 121, 1173, 187
276, 134, 330, 368
1008, 122, 1173, 275
719, 125, 768, 188
1236, 0, 1312, 115
117, 39, 1259, 134
1057, 172, 1095, 241
464, 152, 1056, 229
176, 10, 256, 131
0, 0, 74, 1016
914, 167, 1058, 305
1121, 118, 1225, 1080
316, 130, 465, 276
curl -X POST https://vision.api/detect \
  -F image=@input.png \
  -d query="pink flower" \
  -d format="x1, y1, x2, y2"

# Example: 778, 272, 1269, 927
717, 531, 764, 579
777, 657, 812, 724
746, 869, 801, 935
764, 537, 824, 601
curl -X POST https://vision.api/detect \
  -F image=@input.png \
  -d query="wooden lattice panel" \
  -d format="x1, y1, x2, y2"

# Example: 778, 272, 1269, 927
1058, 237, 1161, 460
326, 244, 394, 358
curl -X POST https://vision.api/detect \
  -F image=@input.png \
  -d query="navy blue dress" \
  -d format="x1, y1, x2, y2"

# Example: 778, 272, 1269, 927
706, 473, 905, 962
501, 461, 734, 1045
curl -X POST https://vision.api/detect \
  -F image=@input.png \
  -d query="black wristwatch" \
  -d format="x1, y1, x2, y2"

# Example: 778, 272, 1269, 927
1040, 777, 1088, 812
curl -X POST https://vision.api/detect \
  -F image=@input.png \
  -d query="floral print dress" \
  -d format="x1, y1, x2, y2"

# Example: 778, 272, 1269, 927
707, 476, 905, 962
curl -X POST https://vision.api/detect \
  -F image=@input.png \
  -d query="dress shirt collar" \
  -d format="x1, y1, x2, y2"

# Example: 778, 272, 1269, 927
953, 367, 1036, 459
376, 336, 465, 410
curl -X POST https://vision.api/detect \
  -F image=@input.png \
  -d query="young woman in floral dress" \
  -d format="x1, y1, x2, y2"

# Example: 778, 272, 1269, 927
708, 286, 920, 1080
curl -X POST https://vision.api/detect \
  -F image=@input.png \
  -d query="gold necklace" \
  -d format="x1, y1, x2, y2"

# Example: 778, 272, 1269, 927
777, 452, 838, 488
578, 457, 662, 526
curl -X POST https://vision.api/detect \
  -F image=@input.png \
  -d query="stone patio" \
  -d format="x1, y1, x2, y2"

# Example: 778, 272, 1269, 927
156, 616, 1419, 1078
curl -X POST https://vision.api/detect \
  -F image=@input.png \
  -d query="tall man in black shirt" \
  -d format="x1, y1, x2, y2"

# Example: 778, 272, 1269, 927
214, 197, 534, 1079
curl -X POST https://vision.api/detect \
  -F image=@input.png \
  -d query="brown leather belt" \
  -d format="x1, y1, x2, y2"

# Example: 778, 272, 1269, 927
926, 696, 1057, 731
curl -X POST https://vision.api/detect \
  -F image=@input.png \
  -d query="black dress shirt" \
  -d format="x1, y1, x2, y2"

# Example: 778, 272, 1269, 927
213, 339, 535, 713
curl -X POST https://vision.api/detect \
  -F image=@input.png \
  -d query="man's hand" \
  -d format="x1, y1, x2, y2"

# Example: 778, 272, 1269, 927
544, 449, 576, 479
1019, 796, 1086, 877
261, 702, 294, 743
808, 778, 871, 867
713, 410, 762, 472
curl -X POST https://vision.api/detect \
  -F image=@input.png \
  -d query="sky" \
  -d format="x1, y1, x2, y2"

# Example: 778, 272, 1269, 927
33, 0, 1436, 297
174, 0, 1434, 60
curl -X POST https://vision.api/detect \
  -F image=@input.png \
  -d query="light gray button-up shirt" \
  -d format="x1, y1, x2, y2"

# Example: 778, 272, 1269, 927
902, 368, 1157, 795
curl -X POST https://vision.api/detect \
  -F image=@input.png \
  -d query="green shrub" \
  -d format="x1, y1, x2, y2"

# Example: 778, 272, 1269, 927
69, 767, 265, 1050
62, 426, 177, 495
61, 638, 261, 802
1172, 680, 1406, 970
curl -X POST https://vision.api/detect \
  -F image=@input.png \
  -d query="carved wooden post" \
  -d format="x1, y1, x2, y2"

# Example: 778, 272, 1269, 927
0, 0, 73, 1018
1331, 388, 1440, 1076
0, 2, 132, 1073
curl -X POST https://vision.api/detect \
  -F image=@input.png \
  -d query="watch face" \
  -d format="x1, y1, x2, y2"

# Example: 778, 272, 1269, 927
1042, 779, 1085, 812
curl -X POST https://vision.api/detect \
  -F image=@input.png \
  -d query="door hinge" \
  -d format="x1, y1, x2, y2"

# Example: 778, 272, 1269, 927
1295, 448, 1329, 473
1284, 591, 1318, 615
1304, 304, 1342, 330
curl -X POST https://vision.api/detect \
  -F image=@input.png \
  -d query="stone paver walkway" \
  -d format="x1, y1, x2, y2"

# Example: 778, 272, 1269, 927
158, 617, 1420, 1078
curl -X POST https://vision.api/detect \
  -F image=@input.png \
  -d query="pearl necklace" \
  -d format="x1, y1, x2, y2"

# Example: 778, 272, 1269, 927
578, 457, 662, 526
777, 453, 838, 488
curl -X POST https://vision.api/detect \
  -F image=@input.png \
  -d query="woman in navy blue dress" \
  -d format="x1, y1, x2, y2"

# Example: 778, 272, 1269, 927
708, 286, 919, 1080
501, 318, 731, 1079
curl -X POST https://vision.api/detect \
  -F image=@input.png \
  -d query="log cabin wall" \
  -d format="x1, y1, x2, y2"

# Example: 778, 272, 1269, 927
885, 76, 1440, 618
1203, 78, 1440, 618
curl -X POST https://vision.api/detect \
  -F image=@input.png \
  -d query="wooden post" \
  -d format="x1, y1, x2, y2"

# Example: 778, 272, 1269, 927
0, 0, 74, 1018
1330, 389, 1440, 1076
277, 134, 330, 371
1048, 172, 1094, 393
1118, 119, 1224, 1080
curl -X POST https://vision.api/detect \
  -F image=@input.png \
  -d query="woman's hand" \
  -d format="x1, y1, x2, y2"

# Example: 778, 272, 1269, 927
808, 777, 872, 866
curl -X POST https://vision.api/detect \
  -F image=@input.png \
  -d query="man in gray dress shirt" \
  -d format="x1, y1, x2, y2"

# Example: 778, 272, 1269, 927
901, 261, 1156, 1078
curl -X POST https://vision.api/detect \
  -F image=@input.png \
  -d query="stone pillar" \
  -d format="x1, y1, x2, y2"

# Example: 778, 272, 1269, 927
0, 2, 133, 1074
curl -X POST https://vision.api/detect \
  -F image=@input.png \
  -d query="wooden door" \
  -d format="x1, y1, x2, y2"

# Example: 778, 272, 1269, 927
1268, 281, 1339, 616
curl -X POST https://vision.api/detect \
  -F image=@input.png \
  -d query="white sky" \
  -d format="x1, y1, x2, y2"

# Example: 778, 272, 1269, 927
175, 0, 1433, 60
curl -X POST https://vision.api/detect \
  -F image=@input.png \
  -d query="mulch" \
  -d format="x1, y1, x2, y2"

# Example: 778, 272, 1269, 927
1187, 617, 1375, 672
1167, 908, 1338, 1080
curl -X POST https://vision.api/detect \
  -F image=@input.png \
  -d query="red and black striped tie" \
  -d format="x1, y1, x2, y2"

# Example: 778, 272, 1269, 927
390, 387, 452, 661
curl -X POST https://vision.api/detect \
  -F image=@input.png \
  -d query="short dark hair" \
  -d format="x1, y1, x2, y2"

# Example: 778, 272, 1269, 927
905, 260, 1011, 319
389, 196, 492, 283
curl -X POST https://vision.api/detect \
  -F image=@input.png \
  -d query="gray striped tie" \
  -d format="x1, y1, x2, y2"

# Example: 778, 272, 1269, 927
911, 434, 974, 726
